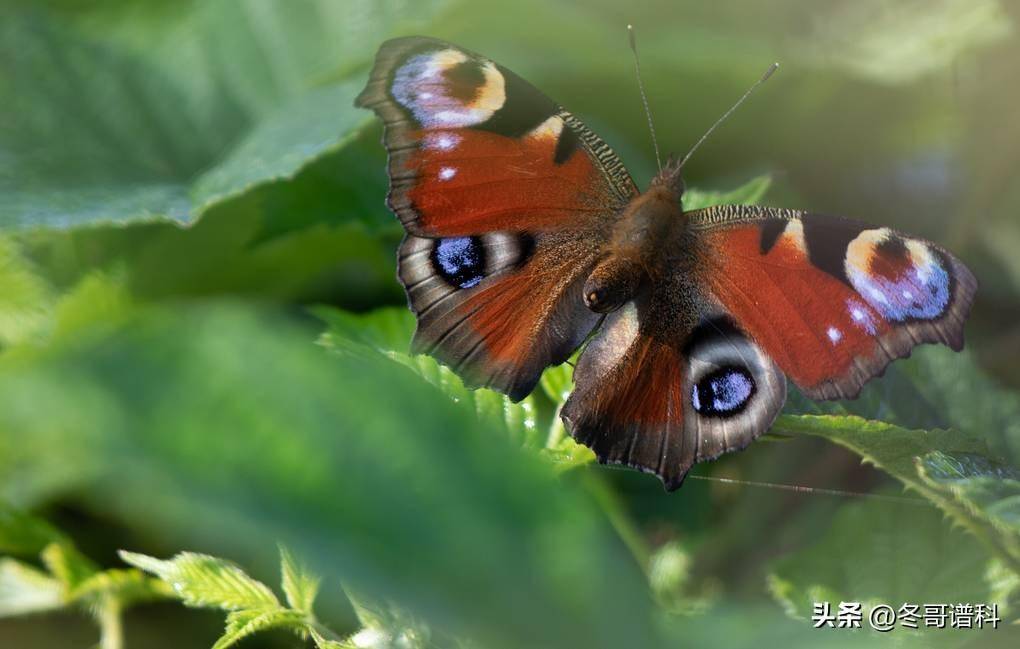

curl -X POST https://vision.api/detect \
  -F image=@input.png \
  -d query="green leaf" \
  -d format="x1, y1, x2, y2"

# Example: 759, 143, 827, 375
904, 349, 1020, 467
0, 304, 661, 649
310, 626, 354, 649
120, 551, 280, 611
69, 568, 174, 609
49, 271, 133, 344
40, 541, 98, 591
768, 499, 995, 619
188, 83, 369, 216
0, 0, 451, 230
535, 355, 597, 468
314, 306, 416, 354
541, 435, 596, 474
919, 451, 1020, 535
0, 235, 54, 346
774, 415, 992, 480
538, 362, 574, 406
783, 346, 1020, 477
317, 306, 542, 449
212, 608, 310, 649
279, 544, 320, 616
682, 175, 772, 211
0, 558, 64, 617
0, 503, 64, 555
775, 415, 1020, 578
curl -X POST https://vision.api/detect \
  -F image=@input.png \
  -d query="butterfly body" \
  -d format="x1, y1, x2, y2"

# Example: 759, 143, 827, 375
357, 37, 977, 490
584, 179, 685, 313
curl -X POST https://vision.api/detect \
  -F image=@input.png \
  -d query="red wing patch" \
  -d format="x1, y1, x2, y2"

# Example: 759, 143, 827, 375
694, 209, 976, 399
563, 308, 692, 487
402, 126, 610, 237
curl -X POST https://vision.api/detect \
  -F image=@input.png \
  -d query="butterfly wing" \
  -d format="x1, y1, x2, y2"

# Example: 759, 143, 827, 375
357, 37, 637, 399
688, 205, 977, 399
562, 270, 787, 491
562, 205, 976, 490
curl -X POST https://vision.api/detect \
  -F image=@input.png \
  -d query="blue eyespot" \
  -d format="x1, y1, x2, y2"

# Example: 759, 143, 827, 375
692, 367, 755, 417
431, 236, 485, 288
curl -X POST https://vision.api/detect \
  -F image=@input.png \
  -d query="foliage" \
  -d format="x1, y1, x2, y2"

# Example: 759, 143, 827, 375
122, 547, 341, 649
1, 1, 1019, 648
0, 504, 170, 648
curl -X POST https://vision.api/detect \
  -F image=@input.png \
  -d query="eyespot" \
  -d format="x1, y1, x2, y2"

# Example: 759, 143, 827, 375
391, 50, 505, 128
691, 366, 756, 417
431, 236, 485, 288
844, 229, 951, 322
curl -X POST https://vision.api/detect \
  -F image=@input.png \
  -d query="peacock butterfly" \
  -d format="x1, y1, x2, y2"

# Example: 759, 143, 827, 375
355, 36, 977, 491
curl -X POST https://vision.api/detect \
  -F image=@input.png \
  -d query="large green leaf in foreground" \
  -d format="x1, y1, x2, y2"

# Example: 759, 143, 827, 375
0, 0, 449, 230
0, 304, 659, 649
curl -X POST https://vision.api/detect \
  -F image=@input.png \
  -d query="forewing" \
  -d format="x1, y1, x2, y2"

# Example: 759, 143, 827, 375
688, 205, 977, 399
357, 37, 638, 399
356, 36, 636, 236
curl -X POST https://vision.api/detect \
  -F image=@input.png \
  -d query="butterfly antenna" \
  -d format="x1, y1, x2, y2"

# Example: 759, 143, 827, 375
677, 62, 779, 170
628, 24, 662, 172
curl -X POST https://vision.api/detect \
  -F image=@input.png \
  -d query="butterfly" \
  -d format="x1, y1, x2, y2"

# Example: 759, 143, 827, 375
355, 36, 977, 491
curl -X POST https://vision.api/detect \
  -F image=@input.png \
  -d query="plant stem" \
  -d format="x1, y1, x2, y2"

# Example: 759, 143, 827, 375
582, 472, 652, 572
544, 405, 566, 448
98, 597, 124, 649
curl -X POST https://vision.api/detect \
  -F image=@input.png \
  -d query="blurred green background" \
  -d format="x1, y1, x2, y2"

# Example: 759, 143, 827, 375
1, 0, 1020, 647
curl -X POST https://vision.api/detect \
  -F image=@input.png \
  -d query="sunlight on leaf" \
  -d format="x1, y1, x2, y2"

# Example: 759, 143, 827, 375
0, 558, 63, 617
120, 552, 279, 611
212, 609, 309, 649
121, 544, 341, 649
279, 544, 321, 617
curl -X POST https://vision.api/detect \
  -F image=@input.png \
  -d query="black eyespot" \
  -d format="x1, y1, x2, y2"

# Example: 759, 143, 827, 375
431, 237, 486, 288
692, 366, 756, 417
